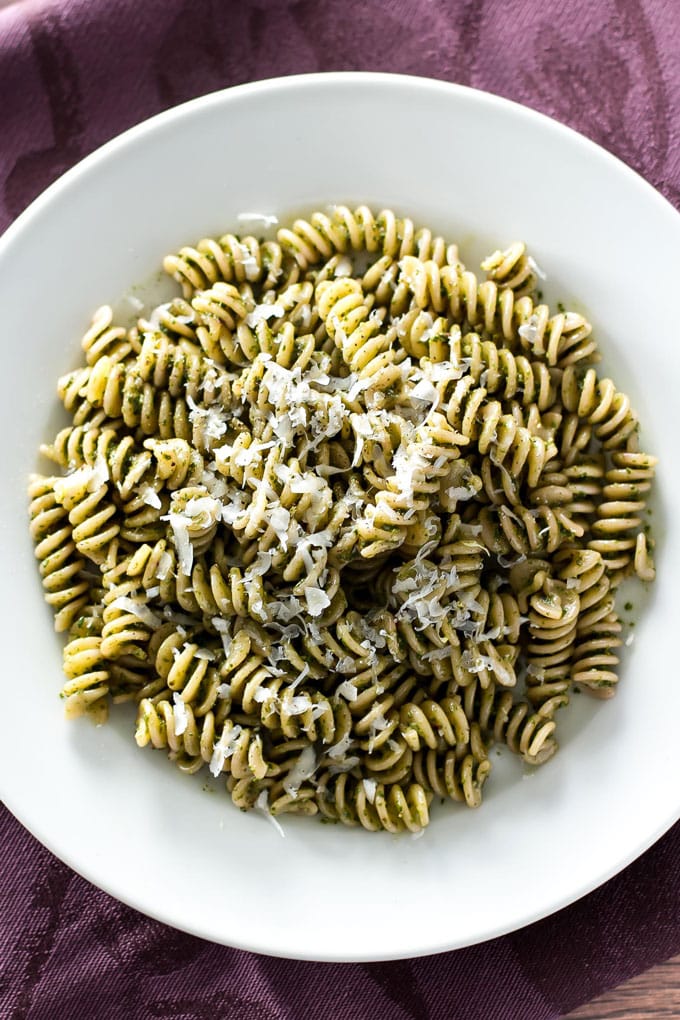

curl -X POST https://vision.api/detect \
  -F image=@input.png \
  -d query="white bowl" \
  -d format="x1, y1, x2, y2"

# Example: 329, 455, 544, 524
1, 73, 678, 962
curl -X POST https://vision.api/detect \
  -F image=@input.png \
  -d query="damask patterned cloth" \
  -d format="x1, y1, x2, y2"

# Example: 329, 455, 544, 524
1, 1, 679, 1017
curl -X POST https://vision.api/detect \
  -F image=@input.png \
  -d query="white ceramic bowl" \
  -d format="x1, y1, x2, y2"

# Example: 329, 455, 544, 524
1, 73, 678, 962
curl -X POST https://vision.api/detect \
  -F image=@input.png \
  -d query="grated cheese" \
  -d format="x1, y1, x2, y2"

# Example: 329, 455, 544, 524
282, 745, 317, 799
209, 724, 243, 777
362, 778, 377, 804
304, 587, 331, 617
108, 596, 162, 628
254, 789, 286, 838
162, 512, 193, 575
237, 211, 279, 228
336, 679, 358, 701
245, 302, 285, 328
172, 692, 189, 735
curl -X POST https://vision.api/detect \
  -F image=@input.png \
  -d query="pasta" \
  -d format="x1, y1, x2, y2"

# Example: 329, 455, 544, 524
29, 205, 657, 834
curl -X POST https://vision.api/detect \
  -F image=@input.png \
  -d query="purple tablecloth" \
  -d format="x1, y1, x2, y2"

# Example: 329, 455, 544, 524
1, 1, 679, 1017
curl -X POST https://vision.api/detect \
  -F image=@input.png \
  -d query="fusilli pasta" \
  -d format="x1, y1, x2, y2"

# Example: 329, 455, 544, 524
29, 205, 657, 834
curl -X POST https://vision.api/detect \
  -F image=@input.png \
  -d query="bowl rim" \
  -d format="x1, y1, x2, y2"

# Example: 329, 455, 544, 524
2, 71, 679, 961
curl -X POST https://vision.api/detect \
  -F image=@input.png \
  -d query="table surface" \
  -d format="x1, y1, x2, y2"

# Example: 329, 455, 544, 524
565, 954, 680, 1019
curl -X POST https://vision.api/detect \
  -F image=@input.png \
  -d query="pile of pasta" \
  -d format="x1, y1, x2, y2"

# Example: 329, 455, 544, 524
29, 206, 656, 834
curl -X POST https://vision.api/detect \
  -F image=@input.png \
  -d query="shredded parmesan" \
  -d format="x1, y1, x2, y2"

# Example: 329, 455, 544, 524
254, 789, 286, 838
282, 745, 317, 798
304, 587, 331, 617
172, 693, 189, 735
336, 680, 358, 702
245, 302, 285, 328
162, 512, 193, 575
209, 724, 243, 777
108, 596, 162, 628
362, 778, 377, 804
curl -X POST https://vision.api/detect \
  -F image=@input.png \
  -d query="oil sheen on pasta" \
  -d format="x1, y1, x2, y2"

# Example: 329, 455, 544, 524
28, 206, 657, 834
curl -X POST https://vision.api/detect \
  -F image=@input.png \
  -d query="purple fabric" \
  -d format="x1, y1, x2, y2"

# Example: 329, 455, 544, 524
1, 0, 679, 1016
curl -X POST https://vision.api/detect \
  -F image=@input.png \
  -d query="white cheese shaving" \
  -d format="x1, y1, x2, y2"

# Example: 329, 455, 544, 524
53, 459, 108, 505
336, 680, 358, 702
362, 778, 377, 804
245, 302, 285, 328
209, 724, 243, 777
108, 596, 162, 628
368, 712, 391, 752
156, 551, 173, 581
254, 789, 286, 838
334, 256, 353, 277
139, 485, 162, 509
211, 616, 232, 657
527, 255, 547, 280
497, 552, 527, 569
282, 745, 317, 799
518, 314, 541, 351
460, 650, 495, 674
268, 504, 291, 549
422, 646, 452, 662
187, 394, 228, 444
172, 692, 189, 736
328, 755, 361, 775
304, 587, 331, 617
410, 378, 440, 416
237, 212, 279, 228
194, 647, 215, 661
287, 694, 313, 716
163, 512, 193, 576
124, 293, 145, 313
327, 732, 354, 760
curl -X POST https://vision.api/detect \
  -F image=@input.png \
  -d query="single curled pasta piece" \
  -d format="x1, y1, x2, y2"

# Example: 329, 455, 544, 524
571, 612, 622, 699
316, 277, 405, 396
80, 305, 135, 366
587, 451, 657, 584
84, 355, 192, 439
561, 366, 639, 449
164, 234, 289, 297
61, 635, 110, 722
399, 696, 470, 751
46, 464, 119, 565
515, 304, 596, 367
523, 581, 580, 705
28, 476, 91, 632
99, 584, 160, 661
135, 332, 213, 400
481, 241, 538, 295
552, 547, 622, 697
412, 737, 491, 808
454, 332, 557, 410
148, 627, 224, 715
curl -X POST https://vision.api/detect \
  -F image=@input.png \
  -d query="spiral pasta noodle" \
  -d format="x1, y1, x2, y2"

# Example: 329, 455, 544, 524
29, 206, 657, 834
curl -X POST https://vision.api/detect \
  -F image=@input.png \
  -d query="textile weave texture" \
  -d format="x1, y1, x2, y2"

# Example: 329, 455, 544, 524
1, 1, 679, 1018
